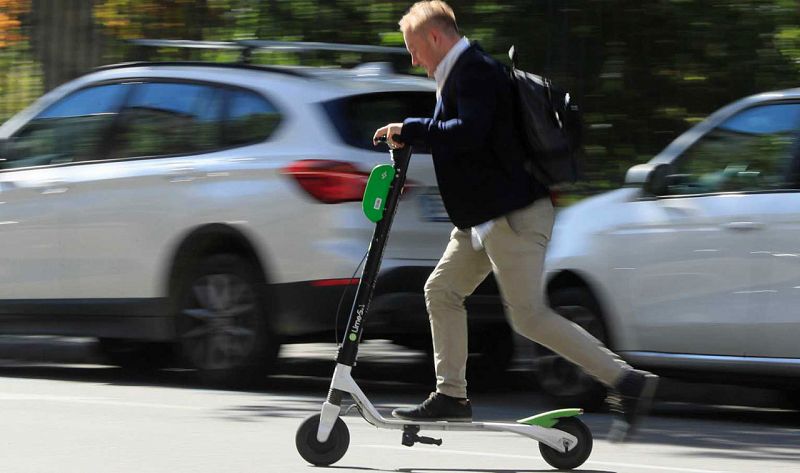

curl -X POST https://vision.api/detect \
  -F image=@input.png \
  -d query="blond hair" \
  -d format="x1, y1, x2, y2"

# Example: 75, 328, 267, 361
399, 1, 459, 35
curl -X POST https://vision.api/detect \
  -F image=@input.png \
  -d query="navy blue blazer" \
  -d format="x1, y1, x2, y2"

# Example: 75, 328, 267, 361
399, 42, 547, 229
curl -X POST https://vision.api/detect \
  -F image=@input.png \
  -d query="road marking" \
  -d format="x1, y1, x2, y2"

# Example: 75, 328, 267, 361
361, 445, 732, 473
587, 460, 731, 473
0, 393, 206, 410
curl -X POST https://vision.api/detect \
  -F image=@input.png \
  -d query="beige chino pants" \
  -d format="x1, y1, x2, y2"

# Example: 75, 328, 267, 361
424, 197, 631, 398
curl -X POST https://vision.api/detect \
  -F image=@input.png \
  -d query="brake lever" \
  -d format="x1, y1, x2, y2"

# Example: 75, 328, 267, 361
375, 134, 406, 166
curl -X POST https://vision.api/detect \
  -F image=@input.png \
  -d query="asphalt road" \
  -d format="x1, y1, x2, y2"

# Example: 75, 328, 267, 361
0, 337, 797, 473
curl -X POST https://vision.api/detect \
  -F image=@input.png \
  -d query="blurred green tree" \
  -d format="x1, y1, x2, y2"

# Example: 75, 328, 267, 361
1, 0, 799, 198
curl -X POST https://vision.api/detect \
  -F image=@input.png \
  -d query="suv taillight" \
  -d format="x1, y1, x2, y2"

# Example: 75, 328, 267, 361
282, 160, 369, 204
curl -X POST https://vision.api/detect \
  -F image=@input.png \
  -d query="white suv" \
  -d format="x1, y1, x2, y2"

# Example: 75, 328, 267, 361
541, 89, 800, 407
0, 48, 511, 386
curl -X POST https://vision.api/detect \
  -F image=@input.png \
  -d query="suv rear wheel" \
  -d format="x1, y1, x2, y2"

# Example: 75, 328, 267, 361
175, 253, 280, 387
537, 287, 608, 411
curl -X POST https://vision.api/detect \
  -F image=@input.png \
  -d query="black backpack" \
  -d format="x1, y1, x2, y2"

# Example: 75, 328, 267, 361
507, 45, 583, 187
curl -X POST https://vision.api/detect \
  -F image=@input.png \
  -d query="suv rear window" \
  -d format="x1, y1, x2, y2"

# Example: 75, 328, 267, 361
224, 89, 282, 146
323, 92, 435, 154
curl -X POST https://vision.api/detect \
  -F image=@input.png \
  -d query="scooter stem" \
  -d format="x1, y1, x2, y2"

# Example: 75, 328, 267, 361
317, 145, 412, 442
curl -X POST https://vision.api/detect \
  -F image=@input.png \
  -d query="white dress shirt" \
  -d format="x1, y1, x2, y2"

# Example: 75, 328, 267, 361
434, 37, 470, 100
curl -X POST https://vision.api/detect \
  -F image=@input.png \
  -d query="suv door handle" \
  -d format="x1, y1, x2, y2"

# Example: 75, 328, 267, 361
166, 166, 196, 183
722, 221, 764, 231
660, 201, 699, 217
36, 180, 69, 195
41, 186, 69, 194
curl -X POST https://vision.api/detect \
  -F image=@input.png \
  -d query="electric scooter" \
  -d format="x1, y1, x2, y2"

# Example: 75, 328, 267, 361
295, 139, 593, 470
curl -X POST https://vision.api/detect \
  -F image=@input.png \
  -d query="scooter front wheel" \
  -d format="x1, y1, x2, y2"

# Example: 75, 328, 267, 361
538, 417, 592, 470
296, 413, 350, 466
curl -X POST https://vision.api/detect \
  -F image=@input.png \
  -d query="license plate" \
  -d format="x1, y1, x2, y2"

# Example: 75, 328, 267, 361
418, 190, 450, 222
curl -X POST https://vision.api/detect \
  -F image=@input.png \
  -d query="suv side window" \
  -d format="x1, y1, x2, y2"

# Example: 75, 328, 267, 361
668, 103, 800, 195
322, 92, 436, 154
2, 83, 130, 169
223, 89, 282, 146
111, 82, 224, 159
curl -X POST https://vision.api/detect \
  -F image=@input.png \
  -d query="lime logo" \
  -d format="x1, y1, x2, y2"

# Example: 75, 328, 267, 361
348, 305, 365, 342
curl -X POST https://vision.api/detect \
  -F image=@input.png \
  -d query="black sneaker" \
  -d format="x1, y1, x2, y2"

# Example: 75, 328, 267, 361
607, 369, 659, 442
392, 392, 472, 422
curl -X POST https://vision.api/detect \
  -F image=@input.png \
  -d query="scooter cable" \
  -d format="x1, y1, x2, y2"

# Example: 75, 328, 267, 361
334, 249, 368, 346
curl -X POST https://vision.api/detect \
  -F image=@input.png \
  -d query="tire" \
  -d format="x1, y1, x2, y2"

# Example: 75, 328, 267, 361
538, 417, 593, 470
782, 389, 800, 410
296, 414, 350, 466
174, 253, 280, 388
97, 338, 173, 372
414, 323, 514, 390
467, 323, 514, 390
537, 287, 608, 411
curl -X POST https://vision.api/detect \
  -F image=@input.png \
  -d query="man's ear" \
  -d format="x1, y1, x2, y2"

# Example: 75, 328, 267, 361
426, 26, 441, 47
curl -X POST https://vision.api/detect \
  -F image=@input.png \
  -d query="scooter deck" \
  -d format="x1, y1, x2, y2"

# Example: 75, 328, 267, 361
383, 407, 583, 429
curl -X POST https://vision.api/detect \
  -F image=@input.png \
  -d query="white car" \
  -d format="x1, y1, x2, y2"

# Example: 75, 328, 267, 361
0, 45, 512, 386
542, 88, 800, 407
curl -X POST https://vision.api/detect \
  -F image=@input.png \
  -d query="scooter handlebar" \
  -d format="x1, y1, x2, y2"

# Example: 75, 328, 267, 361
375, 134, 402, 144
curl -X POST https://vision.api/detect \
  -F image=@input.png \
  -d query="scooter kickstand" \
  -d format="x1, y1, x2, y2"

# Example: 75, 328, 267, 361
401, 425, 442, 447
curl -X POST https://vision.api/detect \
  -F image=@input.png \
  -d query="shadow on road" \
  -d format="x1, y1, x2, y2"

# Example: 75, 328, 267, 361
324, 467, 615, 473
397, 469, 614, 473
622, 403, 800, 463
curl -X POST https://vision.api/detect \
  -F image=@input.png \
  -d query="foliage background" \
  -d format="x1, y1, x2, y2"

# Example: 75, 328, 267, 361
1, 0, 800, 195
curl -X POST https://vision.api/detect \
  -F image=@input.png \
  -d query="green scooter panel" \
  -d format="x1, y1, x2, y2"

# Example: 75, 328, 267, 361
516, 408, 583, 428
362, 164, 395, 222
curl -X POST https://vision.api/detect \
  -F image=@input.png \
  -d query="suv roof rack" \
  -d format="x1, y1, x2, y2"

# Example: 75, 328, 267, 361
129, 39, 408, 64
93, 60, 312, 77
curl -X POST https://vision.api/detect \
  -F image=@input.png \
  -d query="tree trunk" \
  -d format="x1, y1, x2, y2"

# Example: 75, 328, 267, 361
30, 0, 104, 91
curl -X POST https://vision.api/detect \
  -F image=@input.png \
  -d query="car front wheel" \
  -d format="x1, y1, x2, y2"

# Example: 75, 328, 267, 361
97, 338, 173, 372
537, 287, 608, 411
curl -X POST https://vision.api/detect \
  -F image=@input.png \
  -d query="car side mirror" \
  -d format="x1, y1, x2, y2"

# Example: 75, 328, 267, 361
624, 162, 676, 196
644, 163, 677, 196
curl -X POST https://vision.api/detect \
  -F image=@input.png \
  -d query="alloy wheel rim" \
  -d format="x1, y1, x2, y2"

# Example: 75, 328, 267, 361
539, 305, 604, 396
180, 273, 259, 370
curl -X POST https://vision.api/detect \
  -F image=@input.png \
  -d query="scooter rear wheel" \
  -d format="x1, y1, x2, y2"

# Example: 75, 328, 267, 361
296, 414, 350, 466
538, 417, 592, 470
